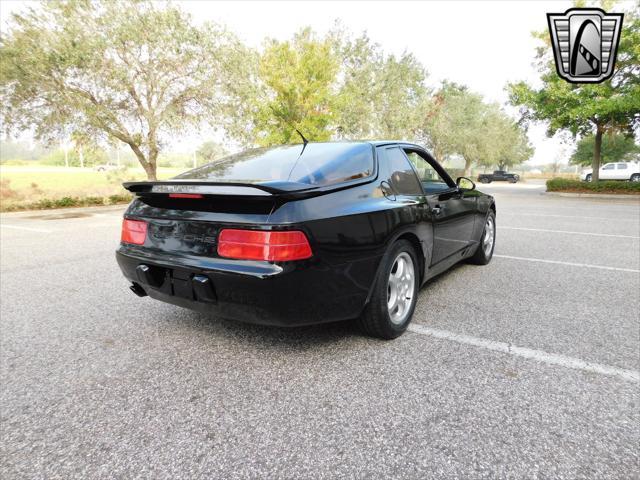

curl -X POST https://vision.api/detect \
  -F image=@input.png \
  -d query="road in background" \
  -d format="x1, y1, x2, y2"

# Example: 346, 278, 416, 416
1, 185, 638, 479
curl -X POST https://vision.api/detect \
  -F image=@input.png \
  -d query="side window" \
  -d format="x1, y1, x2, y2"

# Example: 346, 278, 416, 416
602, 164, 615, 170
404, 151, 452, 194
617, 163, 627, 169
383, 148, 423, 195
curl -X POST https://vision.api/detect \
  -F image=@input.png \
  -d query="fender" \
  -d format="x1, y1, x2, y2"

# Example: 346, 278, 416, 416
363, 222, 433, 306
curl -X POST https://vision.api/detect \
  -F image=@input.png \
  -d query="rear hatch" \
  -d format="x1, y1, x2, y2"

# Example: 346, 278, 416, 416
121, 142, 376, 259
122, 181, 315, 259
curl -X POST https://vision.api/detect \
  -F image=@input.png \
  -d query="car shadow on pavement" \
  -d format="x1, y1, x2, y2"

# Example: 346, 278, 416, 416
151, 262, 473, 349
169, 307, 370, 350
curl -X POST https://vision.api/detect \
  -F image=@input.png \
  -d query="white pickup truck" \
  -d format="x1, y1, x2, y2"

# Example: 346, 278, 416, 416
581, 162, 640, 182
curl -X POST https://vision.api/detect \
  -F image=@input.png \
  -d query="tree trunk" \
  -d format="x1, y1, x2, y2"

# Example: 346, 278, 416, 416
592, 124, 603, 182
142, 162, 157, 181
464, 157, 472, 178
128, 143, 157, 180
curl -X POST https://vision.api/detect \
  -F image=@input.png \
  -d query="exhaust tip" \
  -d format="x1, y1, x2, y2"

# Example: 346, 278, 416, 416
129, 282, 148, 297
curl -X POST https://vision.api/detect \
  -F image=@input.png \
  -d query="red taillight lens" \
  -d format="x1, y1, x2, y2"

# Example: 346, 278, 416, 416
217, 229, 312, 261
121, 219, 147, 245
168, 193, 203, 199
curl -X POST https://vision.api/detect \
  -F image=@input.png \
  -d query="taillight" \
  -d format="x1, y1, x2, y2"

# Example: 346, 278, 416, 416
217, 229, 312, 261
121, 219, 147, 245
169, 193, 203, 199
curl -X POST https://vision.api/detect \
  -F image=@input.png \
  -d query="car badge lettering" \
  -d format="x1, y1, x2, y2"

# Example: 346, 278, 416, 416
152, 184, 199, 193
152, 228, 216, 245
547, 8, 623, 84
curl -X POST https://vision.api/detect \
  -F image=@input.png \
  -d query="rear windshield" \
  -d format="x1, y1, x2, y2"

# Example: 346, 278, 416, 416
175, 143, 374, 187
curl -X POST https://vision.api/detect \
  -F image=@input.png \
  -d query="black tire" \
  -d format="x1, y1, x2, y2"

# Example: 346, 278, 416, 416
468, 211, 496, 265
508, 178, 517, 184
585, 174, 592, 182
480, 178, 491, 184
630, 173, 640, 182
356, 239, 419, 340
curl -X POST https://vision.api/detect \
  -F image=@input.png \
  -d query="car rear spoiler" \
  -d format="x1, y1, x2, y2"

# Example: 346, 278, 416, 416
122, 180, 321, 199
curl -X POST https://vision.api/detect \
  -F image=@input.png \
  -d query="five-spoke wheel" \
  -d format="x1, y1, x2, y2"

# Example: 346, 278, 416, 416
387, 252, 415, 325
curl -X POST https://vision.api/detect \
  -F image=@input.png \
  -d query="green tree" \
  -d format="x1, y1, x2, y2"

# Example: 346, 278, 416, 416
478, 108, 534, 172
249, 28, 339, 146
332, 29, 427, 140
373, 52, 427, 139
418, 82, 532, 175
570, 133, 640, 166
417, 82, 476, 165
418, 84, 480, 175
233, 27, 429, 146
0, 0, 249, 179
508, 4, 639, 181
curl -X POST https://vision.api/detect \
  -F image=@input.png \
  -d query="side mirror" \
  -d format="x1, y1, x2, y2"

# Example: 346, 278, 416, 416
456, 176, 476, 191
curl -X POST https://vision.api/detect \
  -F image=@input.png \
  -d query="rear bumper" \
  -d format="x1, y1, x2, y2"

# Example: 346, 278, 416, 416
116, 246, 374, 326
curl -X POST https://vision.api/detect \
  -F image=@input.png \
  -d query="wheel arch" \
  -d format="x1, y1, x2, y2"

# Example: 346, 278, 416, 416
396, 232, 426, 283
363, 227, 429, 307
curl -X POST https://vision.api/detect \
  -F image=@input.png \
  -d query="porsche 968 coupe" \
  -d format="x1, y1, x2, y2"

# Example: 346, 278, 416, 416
117, 141, 496, 339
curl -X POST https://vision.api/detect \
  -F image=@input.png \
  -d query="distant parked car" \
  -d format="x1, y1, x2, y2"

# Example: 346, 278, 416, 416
94, 164, 121, 172
477, 170, 519, 184
581, 162, 640, 182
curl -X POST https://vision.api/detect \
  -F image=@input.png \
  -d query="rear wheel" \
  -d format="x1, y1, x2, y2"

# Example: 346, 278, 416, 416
357, 240, 419, 340
631, 173, 640, 182
468, 211, 496, 265
585, 174, 592, 182
481, 178, 491, 184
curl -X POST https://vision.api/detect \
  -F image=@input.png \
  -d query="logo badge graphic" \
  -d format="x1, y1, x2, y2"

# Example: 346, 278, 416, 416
547, 8, 623, 83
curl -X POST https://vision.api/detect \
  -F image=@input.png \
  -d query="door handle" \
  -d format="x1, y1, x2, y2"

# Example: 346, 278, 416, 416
431, 206, 442, 216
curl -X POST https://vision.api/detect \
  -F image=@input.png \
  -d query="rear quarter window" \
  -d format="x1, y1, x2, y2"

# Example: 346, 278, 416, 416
381, 147, 423, 195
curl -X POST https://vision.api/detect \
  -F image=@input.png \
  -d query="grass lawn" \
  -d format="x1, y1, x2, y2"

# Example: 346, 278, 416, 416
0, 166, 185, 210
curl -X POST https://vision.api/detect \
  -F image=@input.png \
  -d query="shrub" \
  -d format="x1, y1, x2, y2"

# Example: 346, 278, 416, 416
108, 193, 133, 204
0, 159, 30, 166
0, 179, 20, 199
546, 178, 640, 194
0, 192, 133, 212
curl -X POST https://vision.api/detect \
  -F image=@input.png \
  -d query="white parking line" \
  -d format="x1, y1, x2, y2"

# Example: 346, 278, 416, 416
408, 324, 640, 382
501, 226, 640, 239
494, 254, 639, 273
0, 224, 52, 233
501, 213, 640, 221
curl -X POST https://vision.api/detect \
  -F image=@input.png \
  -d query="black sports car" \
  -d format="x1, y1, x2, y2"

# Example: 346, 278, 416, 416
117, 141, 496, 339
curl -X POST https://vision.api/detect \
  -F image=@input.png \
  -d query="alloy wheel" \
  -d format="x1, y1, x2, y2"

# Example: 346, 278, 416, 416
387, 252, 415, 325
483, 216, 495, 256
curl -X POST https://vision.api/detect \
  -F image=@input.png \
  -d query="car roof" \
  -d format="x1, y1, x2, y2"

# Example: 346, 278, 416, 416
265, 140, 422, 148
367, 140, 422, 148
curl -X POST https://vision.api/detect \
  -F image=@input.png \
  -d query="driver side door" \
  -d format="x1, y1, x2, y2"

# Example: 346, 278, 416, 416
403, 150, 478, 266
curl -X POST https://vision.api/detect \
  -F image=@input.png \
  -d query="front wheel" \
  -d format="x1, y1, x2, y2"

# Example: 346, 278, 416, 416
468, 211, 496, 265
357, 240, 419, 340
630, 173, 640, 182
585, 174, 592, 182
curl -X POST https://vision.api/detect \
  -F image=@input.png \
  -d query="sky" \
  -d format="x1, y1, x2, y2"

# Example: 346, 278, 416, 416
0, 0, 636, 166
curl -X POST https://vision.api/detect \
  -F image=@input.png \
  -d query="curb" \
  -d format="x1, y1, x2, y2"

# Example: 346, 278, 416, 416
545, 191, 640, 200
0, 203, 128, 217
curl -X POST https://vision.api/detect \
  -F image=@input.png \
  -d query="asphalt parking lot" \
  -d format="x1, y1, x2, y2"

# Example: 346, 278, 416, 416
1, 180, 639, 479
